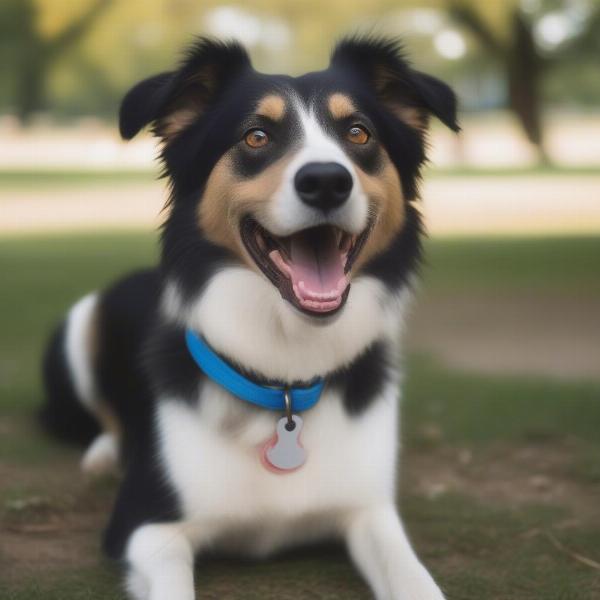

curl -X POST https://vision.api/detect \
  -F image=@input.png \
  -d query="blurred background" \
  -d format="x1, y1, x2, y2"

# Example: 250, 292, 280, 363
1, 1, 599, 599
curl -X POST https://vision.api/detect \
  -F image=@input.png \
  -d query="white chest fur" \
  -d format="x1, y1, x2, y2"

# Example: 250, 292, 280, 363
157, 380, 400, 555
158, 268, 410, 554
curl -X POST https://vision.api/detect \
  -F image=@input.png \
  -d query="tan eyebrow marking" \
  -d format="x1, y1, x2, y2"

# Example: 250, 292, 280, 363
328, 93, 357, 120
256, 95, 286, 121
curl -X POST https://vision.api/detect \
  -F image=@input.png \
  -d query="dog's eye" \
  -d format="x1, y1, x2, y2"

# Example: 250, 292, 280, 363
346, 125, 369, 145
245, 129, 269, 148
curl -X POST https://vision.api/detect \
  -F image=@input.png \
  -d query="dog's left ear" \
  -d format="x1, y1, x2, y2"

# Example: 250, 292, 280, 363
331, 37, 459, 133
119, 37, 251, 141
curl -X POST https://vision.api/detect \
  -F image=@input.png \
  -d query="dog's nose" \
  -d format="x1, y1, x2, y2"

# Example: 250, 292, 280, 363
294, 162, 353, 211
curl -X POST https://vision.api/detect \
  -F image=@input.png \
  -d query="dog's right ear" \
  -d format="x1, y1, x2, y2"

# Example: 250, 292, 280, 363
119, 72, 174, 140
119, 38, 251, 141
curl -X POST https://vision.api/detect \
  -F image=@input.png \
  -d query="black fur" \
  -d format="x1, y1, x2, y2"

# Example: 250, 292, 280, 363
94, 270, 184, 559
94, 269, 162, 455
329, 341, 392, 416
331, 36, 459, 133
363, 203, 424, 291
102, 417, 180, 559
119, 72, 174, 140
119, 40, 251, 141
143, 323, 204, 402
40, 322, 100, 445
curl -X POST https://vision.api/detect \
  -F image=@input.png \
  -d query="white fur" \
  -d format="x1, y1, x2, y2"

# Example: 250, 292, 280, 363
126, 523, 195, 600
64, 292, 99, 411
160, 380, 398, 524
265, 102, 369, 237
346, 505, 445, 600
163, 270, 407, 382
81, 432, 119, 476
65, 292, 121, 476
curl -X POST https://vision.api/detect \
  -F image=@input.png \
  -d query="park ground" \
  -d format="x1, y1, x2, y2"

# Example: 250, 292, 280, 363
0, 170, 599, 599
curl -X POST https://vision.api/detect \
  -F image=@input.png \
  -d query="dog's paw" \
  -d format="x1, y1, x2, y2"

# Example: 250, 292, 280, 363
392, 567, 445, 600
125, 570, 149, 600
81, 432, 119, 476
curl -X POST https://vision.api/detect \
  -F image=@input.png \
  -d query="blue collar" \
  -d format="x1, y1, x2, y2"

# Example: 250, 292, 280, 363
185, 329, 324, 412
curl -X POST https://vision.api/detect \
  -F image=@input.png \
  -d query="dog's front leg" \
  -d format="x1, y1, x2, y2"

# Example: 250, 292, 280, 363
125, 523, 195, 600
345, 504, 445, 600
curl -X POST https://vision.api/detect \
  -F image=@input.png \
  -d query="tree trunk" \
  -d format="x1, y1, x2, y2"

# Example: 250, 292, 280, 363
506, 10, 550, 163
15, 40, 48, 124
11, 0, 111, 124
449, 3, 550, 164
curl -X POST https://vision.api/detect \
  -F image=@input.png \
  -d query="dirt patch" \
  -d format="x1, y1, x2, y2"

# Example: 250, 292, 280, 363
0, 449, 115, 584
1, 513, 104, 580
403, 438, 600, 523
407, 291, 600, 380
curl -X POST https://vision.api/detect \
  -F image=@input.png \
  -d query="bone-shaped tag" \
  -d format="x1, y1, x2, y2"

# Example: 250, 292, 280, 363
264, 415, 306, 472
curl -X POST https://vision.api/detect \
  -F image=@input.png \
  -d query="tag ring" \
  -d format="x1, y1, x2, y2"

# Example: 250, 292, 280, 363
284, 388, 294, 430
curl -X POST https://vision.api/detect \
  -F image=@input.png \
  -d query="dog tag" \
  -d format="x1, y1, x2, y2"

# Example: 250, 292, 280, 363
264, 415, 306, 472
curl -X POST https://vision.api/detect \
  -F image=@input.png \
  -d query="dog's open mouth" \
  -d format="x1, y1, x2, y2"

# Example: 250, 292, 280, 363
240, 217, 370, 316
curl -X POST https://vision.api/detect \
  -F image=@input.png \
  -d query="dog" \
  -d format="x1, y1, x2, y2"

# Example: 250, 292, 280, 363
40, 36, 458, 599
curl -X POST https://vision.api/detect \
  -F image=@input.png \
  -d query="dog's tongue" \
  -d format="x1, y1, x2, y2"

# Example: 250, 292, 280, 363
288, 227, 347, 303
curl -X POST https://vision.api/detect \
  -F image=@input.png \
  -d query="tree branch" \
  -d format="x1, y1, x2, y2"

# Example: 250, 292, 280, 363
448, 1, 503, 54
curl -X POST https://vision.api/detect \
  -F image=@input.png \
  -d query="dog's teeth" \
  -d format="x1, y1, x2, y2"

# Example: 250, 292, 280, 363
339, 233, 353, 252
256, 233, 267, 252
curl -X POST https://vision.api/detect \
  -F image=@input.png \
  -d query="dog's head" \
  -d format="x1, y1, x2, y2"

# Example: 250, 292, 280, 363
121, 37, 458, 318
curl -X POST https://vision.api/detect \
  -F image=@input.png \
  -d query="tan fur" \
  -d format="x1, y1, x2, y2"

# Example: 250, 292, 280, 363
352, 151, 406, 272
94, 401, 122, 437
198, 153, 296, 261
155, 66, 218, 139
158, 108, 200, 139
371, 65, 429, 132
328, 93, 356, 120
86, 305, 122, 437
386, 104, 429, 132
256, 95, 286, 121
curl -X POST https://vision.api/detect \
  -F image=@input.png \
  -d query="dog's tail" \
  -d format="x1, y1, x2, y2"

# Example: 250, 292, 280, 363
41, 292, 120, 475
39, 293, 102, 446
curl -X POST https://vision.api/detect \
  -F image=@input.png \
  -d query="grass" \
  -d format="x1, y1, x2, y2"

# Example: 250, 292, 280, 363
424, 165, 600, 178
1, 164, 599, 190
404, 494, 600, 600
404, 356, 600, 446
0, 170, 157, 189
421, 235, 600, 294
1, 232, 599, 599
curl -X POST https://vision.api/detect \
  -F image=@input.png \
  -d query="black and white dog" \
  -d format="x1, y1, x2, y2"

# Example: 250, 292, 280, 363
41, 37, 458, 599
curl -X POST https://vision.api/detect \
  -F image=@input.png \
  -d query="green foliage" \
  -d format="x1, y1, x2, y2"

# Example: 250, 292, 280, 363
1, 0, 599, 121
